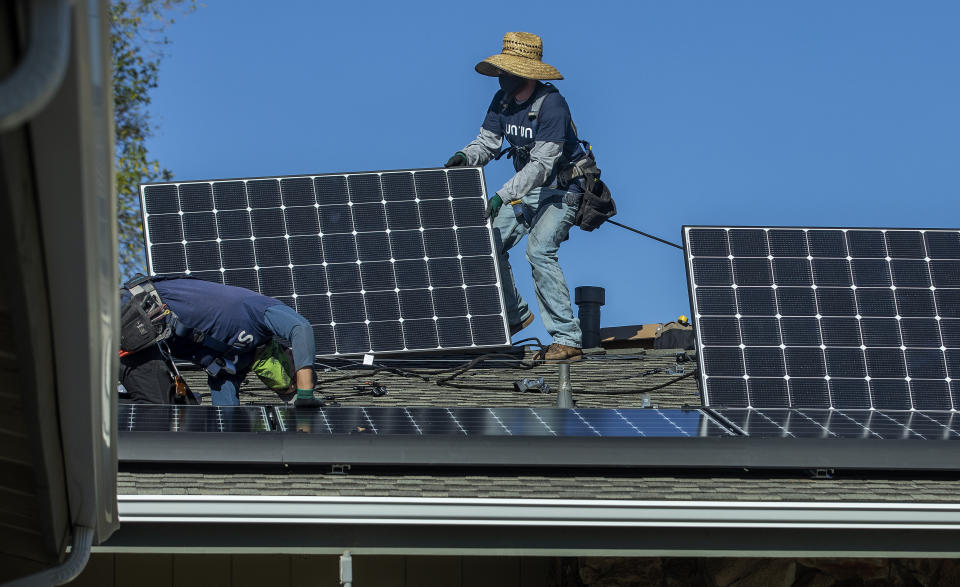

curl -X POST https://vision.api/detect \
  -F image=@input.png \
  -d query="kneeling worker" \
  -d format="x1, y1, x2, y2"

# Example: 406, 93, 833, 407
119, 275, 320, 407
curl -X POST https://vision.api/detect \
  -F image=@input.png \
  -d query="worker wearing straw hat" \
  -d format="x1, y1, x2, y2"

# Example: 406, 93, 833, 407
445, 32, 586, 362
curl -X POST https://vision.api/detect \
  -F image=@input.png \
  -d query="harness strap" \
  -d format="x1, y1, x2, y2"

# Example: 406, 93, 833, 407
527, 82, 556, 121
171, 315, 232, 354
496, 83, 591, 189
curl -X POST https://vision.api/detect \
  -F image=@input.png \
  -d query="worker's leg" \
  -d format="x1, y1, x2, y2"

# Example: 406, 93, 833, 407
207, 372, 242, 406
118, 345, 174, 404
491, 202, 532, 326
524, 188, 582, 348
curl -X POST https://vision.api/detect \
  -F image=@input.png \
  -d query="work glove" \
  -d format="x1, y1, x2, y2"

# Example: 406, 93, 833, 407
485, 193, 504, 219
444, 152, 467, 168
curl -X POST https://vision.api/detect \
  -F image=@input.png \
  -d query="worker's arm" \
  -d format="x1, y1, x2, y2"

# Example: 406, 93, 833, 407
496, 140, 562, 203
456, 92, 507, 167
261, 305, 316, 390
296, 367, 313, 391
459, 127, 503, 166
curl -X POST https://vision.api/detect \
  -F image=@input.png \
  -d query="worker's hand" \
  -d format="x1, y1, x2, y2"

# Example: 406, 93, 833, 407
485, 193, 504, 220
444, 152, 467, 168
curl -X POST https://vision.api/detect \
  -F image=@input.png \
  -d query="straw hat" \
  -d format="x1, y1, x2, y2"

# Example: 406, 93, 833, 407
475, 32, 563, 80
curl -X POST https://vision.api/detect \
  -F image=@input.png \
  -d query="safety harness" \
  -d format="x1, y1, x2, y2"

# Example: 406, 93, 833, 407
493, 83, 617, 231
494, 83, 563, 171
119, 275, 243, 376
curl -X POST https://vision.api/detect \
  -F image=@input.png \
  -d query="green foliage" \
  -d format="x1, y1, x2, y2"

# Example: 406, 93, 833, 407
111, 0, 195, 279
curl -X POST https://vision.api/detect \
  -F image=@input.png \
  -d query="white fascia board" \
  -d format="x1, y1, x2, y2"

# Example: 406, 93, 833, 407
116, 495, 960, 531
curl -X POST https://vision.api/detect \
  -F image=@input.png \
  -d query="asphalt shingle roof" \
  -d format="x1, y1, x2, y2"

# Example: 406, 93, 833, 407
122, 345, 960, 503
225, 347, 698, 409
117, 469, 960, 502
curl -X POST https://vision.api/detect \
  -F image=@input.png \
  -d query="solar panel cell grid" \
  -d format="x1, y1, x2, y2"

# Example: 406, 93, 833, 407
272, 407, 733, 437
685, 227, 960, 411
711, 408, 960, 440
118, 404, 271, 433
141, 168, 510, 357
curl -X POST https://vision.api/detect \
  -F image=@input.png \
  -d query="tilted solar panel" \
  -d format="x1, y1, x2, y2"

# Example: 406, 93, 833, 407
685, 226, 960, 410
140, 168, 510, 357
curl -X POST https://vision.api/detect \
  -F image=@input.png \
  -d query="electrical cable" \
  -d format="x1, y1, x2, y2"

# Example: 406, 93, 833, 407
312, 351, 534, 386
606, 219, 683, 250
312, 339, 544, 378
434, 364, 692, 393
573, 367, 668, 385
435, 352, 540, 384
572, 368, 698, 395
433, 382, 523, 392
313, 345, 654, 390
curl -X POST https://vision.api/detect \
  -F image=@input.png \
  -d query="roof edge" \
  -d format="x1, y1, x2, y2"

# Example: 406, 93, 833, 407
115, 495, 960, 529
101, 495, 960, 557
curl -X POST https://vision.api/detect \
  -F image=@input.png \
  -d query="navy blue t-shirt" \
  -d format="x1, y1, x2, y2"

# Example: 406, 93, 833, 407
481, 83, 583, 171
151, 277, 281, 364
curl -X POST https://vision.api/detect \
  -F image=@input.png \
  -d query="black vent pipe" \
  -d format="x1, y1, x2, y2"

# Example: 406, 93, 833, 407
574, 286, 605, 349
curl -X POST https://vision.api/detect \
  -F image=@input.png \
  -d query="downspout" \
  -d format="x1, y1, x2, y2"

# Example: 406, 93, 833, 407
0, 0, 73, 132
0, 1, 95, 584
340, 551, 353, 587
4, 526, 94, 586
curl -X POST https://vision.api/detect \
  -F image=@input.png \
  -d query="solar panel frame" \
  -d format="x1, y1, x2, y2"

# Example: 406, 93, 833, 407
684, 225, 960, 410
140, 167, 511, 358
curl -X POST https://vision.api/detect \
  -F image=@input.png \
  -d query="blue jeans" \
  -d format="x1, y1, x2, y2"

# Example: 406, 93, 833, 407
492, 187, 582, 348
208, 371, 244, 407
208, 304, 315, 406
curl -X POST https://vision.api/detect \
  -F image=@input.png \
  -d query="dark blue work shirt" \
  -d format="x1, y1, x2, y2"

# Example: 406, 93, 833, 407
150, 277, 282, 366
481, 83, 584, 172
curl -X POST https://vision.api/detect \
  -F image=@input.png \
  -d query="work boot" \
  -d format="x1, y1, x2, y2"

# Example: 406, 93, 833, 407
510, 314, 535, 337
535, 343, 582, 363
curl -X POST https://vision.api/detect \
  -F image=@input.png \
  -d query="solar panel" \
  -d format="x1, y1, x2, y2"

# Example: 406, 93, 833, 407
711, 408, 960, 440
117, 404, 270, 432
140, 168, 511, 357
271, 406, 734, 437
685, 226, 960, 410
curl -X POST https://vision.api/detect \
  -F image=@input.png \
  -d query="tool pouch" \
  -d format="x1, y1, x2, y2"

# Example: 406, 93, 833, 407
120, 274, 174, 355
120, 291, 168, 354
576, 174, 617, 231
558, 149, 617, 232
250, 339, 295, 392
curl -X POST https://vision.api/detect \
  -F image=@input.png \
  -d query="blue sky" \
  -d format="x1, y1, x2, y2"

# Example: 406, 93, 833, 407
145, 0, 960, 343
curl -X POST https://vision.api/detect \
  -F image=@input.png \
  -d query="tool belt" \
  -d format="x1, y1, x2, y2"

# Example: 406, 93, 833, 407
120, 275, 174, 355
120, 275, 242, 375
558, 147, 617, 232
